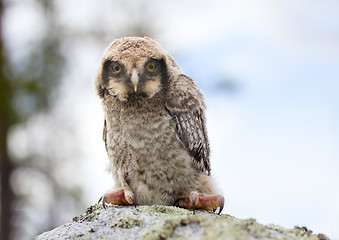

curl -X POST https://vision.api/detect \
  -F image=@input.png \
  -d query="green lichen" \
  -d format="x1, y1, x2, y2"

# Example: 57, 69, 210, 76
137, 205, 194, 216
140, 215, 201, 240
139, 205, 249, 240
139, 206, 329, 240
111, 212, 144, 228
70, 205, 328, 240
73, 204, 104, 223
266, 224, 330, 240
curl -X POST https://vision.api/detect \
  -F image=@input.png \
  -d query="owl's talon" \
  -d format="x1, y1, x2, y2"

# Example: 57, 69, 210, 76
124, 190, 135, 205
191, 191, 198, 214
97, 195, 107, 209
99, 189, 134, 207
102, 196, 107, 209
178, 191, 224, 214
174, 199, 180, 207
218, 196, 225, 215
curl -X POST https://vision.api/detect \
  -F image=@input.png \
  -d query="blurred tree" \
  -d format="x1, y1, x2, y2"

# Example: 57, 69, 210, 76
0, 1, 79, 239
0, 1, 15, 239
0, 0, 156, 239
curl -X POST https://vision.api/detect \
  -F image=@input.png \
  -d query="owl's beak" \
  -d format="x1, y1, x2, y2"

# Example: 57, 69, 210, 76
130, 69, 139, 92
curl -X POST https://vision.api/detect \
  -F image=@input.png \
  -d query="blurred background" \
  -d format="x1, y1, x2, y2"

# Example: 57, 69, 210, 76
0, 0, 338, 239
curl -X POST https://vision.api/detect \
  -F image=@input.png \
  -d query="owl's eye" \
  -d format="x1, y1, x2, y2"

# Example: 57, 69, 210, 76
146, 62, 156, 72
112, 64, 122, 73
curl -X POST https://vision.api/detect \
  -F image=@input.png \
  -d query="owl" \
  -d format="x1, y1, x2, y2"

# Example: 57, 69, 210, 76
95, 37, 224, 214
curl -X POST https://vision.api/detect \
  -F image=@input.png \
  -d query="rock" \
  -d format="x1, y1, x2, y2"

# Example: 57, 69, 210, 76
37, 204, 329, 240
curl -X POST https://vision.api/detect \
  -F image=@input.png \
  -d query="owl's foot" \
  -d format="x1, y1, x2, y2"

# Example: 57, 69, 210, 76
98, 189, 134, 209
178, 191, 224, 215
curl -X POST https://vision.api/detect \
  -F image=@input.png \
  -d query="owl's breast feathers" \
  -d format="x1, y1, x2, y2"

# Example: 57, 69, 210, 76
97, 37, 211, 176
102, 74, 211, 176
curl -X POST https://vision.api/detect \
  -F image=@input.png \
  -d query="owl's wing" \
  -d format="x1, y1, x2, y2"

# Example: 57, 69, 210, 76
166, 74, 211, 175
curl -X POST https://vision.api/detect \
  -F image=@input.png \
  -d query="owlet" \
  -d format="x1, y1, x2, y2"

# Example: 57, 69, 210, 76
95, 37, 224, 214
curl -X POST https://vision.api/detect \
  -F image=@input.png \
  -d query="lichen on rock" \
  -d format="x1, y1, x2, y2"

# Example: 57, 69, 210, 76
137, 205, 194, 216
73, 204, 104, 223
37, 204, 330, 240
111, 212, 144, 228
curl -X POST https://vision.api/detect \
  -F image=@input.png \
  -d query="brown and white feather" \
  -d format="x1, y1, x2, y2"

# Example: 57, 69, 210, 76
95, 37, 216, 206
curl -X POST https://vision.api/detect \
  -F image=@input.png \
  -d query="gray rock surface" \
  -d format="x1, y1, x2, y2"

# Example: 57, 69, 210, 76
36, 204, 329, 240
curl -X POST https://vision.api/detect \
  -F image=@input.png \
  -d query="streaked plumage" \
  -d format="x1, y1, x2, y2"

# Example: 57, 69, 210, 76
95, 37, 223, 212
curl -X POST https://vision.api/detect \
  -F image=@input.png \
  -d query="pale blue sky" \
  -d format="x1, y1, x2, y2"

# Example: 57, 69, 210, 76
173, 9, 339, 235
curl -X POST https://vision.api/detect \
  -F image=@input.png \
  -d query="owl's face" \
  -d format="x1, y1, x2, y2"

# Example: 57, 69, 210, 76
102, 56, 167, 101
96, 37, 182, 101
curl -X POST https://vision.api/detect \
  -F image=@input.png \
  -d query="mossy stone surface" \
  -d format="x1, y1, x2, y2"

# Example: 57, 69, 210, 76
37, 204, 329, 240
111, 213, 144, 228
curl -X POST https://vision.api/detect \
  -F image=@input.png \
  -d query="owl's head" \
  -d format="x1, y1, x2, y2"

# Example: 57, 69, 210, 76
95, 37, 181, 101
